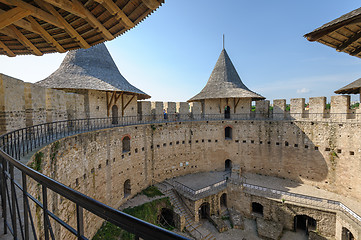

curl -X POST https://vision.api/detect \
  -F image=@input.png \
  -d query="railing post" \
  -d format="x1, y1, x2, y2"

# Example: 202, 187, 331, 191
22, 172, 29, 239
1, 156, 7, 234
76, 204, 84, 239
42, 186, 50, 240
9, 162, 17, 239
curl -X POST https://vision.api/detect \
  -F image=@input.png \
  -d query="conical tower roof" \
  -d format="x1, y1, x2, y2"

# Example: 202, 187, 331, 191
188, 49, 264, 102
36, 43, 150, 99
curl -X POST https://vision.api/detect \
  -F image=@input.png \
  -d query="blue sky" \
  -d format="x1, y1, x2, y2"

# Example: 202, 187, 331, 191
1, 0, 361, 102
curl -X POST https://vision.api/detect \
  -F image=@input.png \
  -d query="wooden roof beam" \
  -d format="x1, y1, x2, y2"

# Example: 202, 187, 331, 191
27, 16, 66, 53
141, 0, 160, 10
8, 25, 43, 55
0, 40, 15, 57
35, 0, 91, 49
0, 0, 63, 29
0, 7, 31, 30
350, 45, 361, 56
72, 0, 114, 40
93, 0, 134, 28
337, 30, 361, 52
41, 0, 86, 18
0, 9, 41, 34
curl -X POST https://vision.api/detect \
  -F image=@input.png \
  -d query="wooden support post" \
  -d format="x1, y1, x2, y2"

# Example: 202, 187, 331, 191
234, 98, 240, 113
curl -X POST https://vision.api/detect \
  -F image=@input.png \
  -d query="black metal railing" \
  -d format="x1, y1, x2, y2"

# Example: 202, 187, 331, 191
1, 112, 361, 240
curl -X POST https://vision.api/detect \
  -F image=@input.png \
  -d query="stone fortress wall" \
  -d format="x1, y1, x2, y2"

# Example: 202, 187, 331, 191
2, 73, 361, 239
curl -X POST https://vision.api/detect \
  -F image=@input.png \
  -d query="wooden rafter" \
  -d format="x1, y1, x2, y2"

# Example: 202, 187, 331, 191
0, 40, 15, 57
41, 0, 86, 18
93, 0, 134, 28
114, 92, 122, 105
123, 94, 135, 111
0, 0, 63, 28
8, 25, 42, 55
337, 30, 361, 51
27, 16, 65, 53
0, 7, 31, 30
35, 0, 91, 49
0, 9, 41, 34
234, 98, 240, 114
141, 0, 160, 10
350, 45, 361, 56
72, 0, 114, 41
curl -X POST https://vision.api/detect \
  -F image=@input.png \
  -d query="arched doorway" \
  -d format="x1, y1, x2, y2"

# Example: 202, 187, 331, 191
124, 179, 131, 198
220, 193, 227, 208
252, 202, 263, 216
112, 105, 118, 124
199, 202, 210, 219
224, 106, 231, 119
342, 227, 354, 240
122, 136, 130, 152
294, 215, 316, 234
225, 159, 232, 171
158, 208, 175, 229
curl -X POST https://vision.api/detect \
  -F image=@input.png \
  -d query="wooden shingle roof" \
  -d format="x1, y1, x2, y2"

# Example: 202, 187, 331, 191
304, 7, 361, 58
335, 78, 361, 94
0, 0, 164, 56
36, 42, 150, 99
188, 49, 265, 102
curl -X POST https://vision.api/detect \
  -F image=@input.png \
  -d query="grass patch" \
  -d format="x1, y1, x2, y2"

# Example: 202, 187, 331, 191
141, 186, 164, 198
92, 197, 172, 240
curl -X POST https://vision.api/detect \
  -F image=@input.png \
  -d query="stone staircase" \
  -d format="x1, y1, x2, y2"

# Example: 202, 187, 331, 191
157, 182, 215, 240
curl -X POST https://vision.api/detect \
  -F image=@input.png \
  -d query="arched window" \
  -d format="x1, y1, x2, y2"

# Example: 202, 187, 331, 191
112, 105, 118, 124
342, 227, 354, 240
225, 126, 232, 139
124, 179, 131, 198
122, 136, 130, 152
252, 202, 263, 216
225, 159, 232, 171
224, 106, 231, 119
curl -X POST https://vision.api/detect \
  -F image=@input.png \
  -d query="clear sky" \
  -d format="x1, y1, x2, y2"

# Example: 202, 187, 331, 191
1, 0, 361, 103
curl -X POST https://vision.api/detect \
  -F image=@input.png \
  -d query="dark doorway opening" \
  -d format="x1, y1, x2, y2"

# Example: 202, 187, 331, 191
122, 136, 130, 152
225, 159, 232, 171
225, 106, 230, 119
199, 202, 210, 219
124, 179, 131, 198
294, 215, 316, 234
225, 126, 232, 139
220, 193, 227, 208
252, 202, 263, 216
112, 105, 118, 124
342, 227, 354, 240
158, 208, 175, 229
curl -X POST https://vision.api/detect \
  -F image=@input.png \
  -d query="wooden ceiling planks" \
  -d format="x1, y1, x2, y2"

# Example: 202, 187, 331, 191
0, 0, 164, 56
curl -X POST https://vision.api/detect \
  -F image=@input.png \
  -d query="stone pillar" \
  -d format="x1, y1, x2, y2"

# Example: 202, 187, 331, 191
255, 100, 270, 119
190, 102, 202, 119
151, 101, 163, 121
177, 102, 190, 120
331, 95, 350, 121
290, 98, 305, 120
309, 97, 326, 120
273, 99, 286, 120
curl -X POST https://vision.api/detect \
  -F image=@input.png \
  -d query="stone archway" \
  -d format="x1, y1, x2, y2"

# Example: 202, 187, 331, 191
220, 193, 227, 208
342, 227, 354, 240
294, 215, 317, 234
158, 208, 175, 228
199, 202, 210, 219
252, 202, 263, 216
124, 179, 131, 198
225, 159, 232, 171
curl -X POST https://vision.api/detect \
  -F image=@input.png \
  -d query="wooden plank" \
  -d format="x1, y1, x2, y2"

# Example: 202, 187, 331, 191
41, 0, 86, 18
0, 0, 63, 29
93, 0, 134, 28
0, 7, 31, 30
114, 92, 122, 105
106, 91, 109, 117
337, 30, 361, 51
107, 91, 115, 113
72, 0, 114, 40
141, 0, 160, 10
0, 40, 15, 57
35, 0, 91, 49
8, 25, 43, 56
123, 94, 135, 110
234, 98, 240, 113
27, 16, 65, 53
